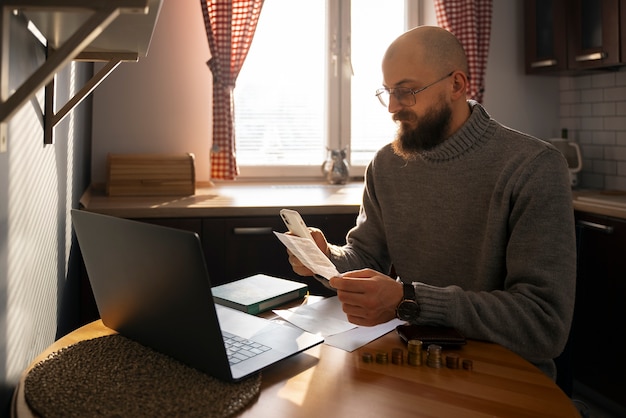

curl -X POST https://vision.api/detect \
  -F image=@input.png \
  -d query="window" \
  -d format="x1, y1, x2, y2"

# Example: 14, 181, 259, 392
234, 0, 417, 178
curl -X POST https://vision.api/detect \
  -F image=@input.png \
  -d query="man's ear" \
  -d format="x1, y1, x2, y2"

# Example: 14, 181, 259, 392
450, 71, 469, 99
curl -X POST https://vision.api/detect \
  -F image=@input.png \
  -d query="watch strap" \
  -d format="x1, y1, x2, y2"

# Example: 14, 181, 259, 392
402, 282, 416, 301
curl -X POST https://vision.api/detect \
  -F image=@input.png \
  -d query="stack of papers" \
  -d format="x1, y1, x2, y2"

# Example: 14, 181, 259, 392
274, 232, 340, 279
274, 296, 404, 352
272, 231, 403, 351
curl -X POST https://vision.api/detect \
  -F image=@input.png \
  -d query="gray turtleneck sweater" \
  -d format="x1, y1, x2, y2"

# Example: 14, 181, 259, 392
329, 101, 576, 379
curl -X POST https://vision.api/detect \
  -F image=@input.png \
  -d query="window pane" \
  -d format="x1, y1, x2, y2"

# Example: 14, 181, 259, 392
235, 0, 407, 175
350, 0, 405, 166
235, 0, 326, 166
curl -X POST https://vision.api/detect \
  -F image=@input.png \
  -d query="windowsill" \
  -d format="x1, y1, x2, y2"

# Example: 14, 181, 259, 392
235, 165, 367, 180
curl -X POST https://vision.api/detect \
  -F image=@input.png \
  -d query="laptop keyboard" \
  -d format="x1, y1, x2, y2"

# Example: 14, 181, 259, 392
222, 331, 271, 365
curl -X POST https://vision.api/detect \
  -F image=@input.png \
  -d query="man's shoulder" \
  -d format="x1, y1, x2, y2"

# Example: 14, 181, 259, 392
370, 143, 401, 165
492, 123, 557, 156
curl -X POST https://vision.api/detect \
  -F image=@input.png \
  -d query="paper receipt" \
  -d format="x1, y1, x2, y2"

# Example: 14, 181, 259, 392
274, 232, 340, 280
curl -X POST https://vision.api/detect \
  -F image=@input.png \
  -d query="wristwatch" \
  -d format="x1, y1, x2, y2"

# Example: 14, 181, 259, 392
396, 282, 420, 322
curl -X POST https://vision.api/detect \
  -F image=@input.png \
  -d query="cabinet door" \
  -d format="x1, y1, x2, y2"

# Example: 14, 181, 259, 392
524, 0, 568, 73
134, 217, 203, 236
568, 0, 621, 69
573, 212, 626, 408
202, 213, 357, 295
622, 0, 626, 62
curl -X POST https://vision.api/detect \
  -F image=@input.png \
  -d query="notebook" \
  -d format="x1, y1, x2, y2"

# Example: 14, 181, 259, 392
71, 209, 323, 382
212, 274, 308, 315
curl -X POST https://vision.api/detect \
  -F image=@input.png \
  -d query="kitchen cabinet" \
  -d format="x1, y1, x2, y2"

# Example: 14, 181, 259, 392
202, 214, 356, 296
524, 0, 626, 74
77, 181, 364, 322
572, 211, 626, 408
567, 0, 621, 70
136, 214, 357, 291
78, 213, 356, 323
524, 0, 568, 73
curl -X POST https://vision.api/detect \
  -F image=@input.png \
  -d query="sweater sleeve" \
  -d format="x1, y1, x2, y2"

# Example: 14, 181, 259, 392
328, 157, 393, 275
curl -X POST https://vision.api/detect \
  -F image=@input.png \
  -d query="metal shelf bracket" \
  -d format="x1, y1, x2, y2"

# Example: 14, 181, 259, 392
0, 0, 151, 153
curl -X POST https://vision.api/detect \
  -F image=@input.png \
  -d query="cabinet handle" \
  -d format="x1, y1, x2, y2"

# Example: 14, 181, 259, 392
575, 52, 607, 62
233, 227, 274, 235
576, 220, 614, 234
530, 59, 557, 68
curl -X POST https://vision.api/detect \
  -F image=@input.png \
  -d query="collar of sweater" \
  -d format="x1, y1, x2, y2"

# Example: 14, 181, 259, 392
419, 100, 494, 163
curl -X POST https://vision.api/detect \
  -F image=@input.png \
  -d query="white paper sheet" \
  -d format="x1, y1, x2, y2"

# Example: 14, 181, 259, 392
274, 232, 340, 280
274, 296, 405, 352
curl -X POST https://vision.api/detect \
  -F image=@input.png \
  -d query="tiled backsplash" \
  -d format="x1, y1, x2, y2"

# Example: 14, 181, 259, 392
559, 68, 626, 191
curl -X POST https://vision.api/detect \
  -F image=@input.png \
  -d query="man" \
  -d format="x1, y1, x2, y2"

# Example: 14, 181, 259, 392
288, 26, 576, 379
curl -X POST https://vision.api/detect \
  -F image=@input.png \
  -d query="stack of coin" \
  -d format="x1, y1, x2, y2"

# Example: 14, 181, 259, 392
445, 352, 460, 369
391, 348, 404, 365
462, 358, 473, 371
426, 344, 443, 368
407, 339, 422, 366
361, 352, 373, 363
375, 351, 388, 364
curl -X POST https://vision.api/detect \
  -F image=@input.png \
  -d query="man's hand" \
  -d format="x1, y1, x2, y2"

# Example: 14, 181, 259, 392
329, 269, 403, 326
287, 228, 330, 276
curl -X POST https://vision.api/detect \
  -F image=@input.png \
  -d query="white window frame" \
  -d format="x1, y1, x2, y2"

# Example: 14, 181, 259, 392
237, 0, 420, 180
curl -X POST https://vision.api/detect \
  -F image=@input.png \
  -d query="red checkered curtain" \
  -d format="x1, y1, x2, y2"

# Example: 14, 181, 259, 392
200, 0, 264, 180
434, 0, 492, 103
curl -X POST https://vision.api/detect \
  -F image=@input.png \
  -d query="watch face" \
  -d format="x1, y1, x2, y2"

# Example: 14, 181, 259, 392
397, 300, 420, 321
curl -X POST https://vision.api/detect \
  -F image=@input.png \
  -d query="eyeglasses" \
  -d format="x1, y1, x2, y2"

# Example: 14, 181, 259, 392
375, 71, 454, 107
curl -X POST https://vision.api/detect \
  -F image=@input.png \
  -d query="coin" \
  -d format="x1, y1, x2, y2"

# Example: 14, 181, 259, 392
426, 344, 443, 368
407, 339, 422, 353
375, 351, 389, 364
445, 353, 460, 369
407, 351, 422, 366
391, 348, 404, 365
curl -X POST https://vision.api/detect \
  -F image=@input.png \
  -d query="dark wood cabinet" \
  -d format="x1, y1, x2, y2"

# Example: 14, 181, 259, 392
622, 0, 626, 62
524, 0, 568, 73
567, 0, 621, 70
202, 213, 357, 296
79, 212, 357, 323
135, 217, 203, 236
524, 0, 626, 74
572, 211, 626, 409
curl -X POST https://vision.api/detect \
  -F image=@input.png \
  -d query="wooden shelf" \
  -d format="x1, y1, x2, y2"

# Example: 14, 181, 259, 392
0, 0, 162, 151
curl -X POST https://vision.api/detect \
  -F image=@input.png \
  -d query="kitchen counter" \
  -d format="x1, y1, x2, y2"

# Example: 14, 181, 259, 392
80, 181, 364, 218
572, 189, 626, 220
80, 183, 626, 221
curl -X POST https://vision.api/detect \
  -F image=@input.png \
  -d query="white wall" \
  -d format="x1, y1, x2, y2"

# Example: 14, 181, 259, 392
483, 1, 560, 139
92, 0, 560, 183
421, 0, 560, 139
1, 12, 92, 409
92, 0, 212, 183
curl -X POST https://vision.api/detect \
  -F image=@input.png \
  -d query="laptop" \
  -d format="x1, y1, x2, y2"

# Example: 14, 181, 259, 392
71, 209, 323, 382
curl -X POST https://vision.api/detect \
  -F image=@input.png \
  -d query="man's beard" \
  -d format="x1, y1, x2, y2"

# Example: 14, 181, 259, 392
391, 101, 452, 160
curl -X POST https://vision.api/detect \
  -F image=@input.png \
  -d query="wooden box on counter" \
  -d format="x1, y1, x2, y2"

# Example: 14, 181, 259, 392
106, 153, 196, 196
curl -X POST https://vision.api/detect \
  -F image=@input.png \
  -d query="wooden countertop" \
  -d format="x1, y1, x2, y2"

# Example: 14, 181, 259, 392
573, 189, 626, 220
81, 182, 626, 221
80, 181, 364, 218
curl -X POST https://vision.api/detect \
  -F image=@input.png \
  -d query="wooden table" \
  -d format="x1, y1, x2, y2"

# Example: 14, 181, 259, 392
12, 319, 578, 417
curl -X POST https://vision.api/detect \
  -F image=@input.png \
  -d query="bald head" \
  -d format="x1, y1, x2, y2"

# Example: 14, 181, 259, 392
383, 26, 469, 78
382, 26, 472, 155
